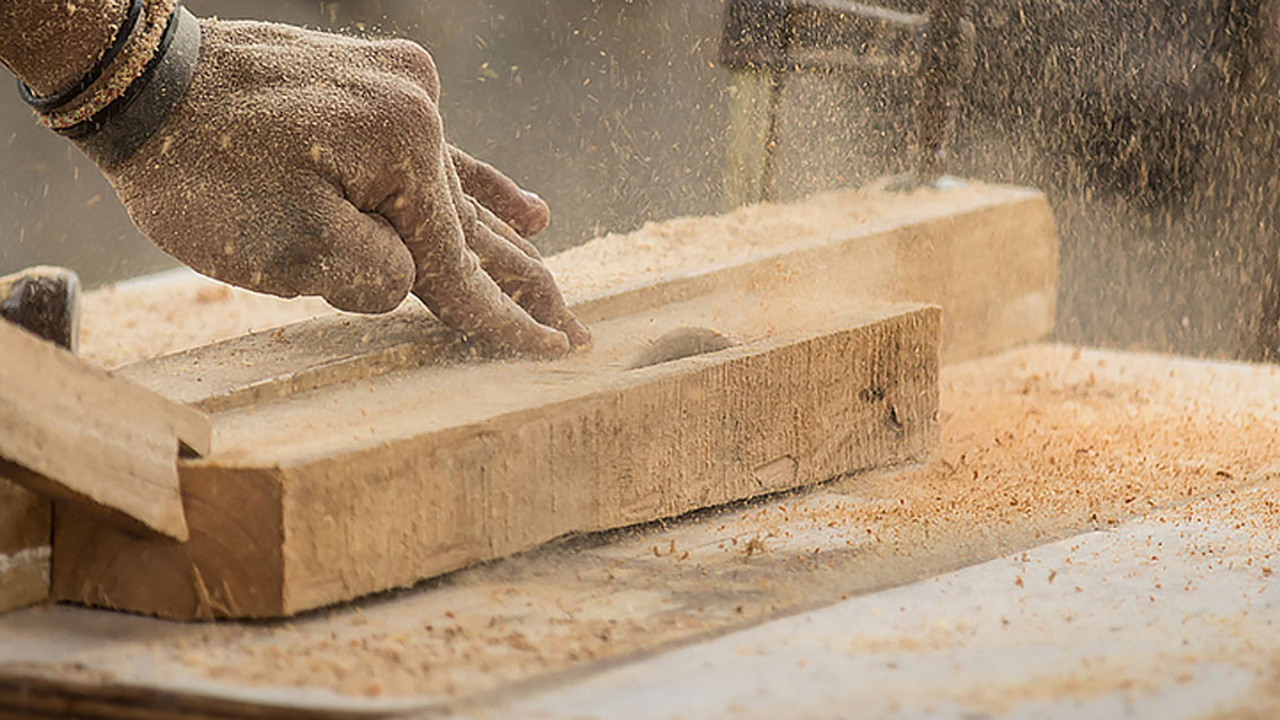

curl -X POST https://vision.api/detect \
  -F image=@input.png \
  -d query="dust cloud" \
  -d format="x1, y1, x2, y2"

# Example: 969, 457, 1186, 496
2, 0, 1278, 359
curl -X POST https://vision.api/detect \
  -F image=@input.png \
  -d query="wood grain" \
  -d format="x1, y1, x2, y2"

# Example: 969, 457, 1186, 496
54, 298, 940, 619
0, 320, 211, 542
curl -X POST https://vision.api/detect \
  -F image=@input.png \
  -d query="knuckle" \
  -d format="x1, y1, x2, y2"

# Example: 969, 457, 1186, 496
369, 82, 442, 144
377, 38, 440, 94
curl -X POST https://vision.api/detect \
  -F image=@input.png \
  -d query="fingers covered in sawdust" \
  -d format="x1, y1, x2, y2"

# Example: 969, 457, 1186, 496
101, 18, 584, 358
450, 146, 552, 240
463, 203, 592, 348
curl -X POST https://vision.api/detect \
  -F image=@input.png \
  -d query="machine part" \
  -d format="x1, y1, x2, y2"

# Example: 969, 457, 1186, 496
0, 266, 82, 353
720, 0, 971, 203
720, 0, 924, 74
914, 0, 972, 185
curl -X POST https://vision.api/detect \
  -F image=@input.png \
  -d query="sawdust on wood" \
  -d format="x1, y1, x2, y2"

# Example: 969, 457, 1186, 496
77, 182, 1018, 369
80, 271, 334, 369
550, 183, 1018, 306
122, 344, 1280, 704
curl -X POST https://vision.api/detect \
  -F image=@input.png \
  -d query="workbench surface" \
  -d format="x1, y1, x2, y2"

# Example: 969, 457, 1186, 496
3, 331, 1278, 719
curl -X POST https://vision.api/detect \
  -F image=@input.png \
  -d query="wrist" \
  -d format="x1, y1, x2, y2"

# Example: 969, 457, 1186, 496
24, 0, 201, 168
36, 0, 180, 132
0, 0, 130, 97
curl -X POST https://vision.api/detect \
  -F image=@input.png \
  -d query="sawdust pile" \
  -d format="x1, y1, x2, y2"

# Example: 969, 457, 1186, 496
549, 182, 1009, 305
156, 345, 1280, 702
80, 270, 334, 369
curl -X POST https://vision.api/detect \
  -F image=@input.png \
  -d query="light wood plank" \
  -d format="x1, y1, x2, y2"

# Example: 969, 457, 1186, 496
0, 321, 211, 542
53, 297, 940, 619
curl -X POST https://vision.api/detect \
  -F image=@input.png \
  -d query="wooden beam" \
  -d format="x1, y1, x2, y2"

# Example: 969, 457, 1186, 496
53, 296, 940, 619
0, 321, 212, 542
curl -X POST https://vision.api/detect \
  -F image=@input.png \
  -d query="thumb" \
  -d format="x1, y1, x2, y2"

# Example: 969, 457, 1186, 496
277, 190, 418, 315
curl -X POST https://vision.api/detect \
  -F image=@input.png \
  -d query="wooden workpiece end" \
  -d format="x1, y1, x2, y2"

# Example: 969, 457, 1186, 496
0, 480, 50, 614
0, 321, 203, 542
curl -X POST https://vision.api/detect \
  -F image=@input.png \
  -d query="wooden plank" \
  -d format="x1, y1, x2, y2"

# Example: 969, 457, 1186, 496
5, 345, 1279, 718
0, 666, 408, 720
52, 297, 940, 619
0, 320, 211, 542
49, 183, 1052, 619
550, 182, 1057, 362
0, 481, 49, 614
114, 183, 1056, 413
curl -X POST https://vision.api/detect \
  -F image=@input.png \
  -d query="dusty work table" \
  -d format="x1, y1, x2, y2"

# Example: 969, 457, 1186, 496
2, 339, 1278, 719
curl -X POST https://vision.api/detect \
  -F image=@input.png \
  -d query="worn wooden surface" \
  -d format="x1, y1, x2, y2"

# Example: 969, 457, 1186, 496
0, 481, 49, 615
0, 321, 211, 542
54, 297, 940, 619
3, 346, 1280, 720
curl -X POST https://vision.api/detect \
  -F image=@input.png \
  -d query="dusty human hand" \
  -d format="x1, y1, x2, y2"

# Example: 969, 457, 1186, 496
101, 18, 588, 357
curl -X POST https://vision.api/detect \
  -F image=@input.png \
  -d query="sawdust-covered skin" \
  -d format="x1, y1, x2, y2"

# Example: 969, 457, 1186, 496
0, 3, 587, 357
111, 18, 587, 356
81, 344, 1276, 705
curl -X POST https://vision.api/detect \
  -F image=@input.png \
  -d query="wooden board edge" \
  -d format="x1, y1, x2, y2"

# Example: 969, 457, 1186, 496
0, 478, 51, 615
0, 666, 421, 720
0, 460, 188, 544
51, 466, 289, 620
0, 546, 50, 616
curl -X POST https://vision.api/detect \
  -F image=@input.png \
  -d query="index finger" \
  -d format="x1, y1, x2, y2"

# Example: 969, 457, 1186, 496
450, 146, 551, 239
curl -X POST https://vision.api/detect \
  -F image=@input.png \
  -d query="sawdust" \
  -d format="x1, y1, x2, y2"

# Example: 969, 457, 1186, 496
549, 182, 1018, 305
956, 663, 1157, 715
795, 346, 1280, 550
80, 270, 334, 369
151, 344, 1280, 703
1209, 655, 1280, 719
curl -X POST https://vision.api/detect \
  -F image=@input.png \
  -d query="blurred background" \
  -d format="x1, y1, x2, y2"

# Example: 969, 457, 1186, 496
2, 0, 1278, 359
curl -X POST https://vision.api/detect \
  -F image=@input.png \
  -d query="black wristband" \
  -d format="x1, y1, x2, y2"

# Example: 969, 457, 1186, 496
16, 0, 145, 113
63, 7, 201, 168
